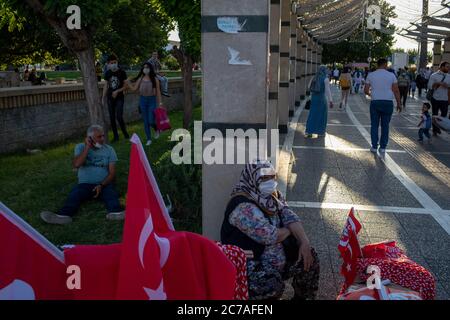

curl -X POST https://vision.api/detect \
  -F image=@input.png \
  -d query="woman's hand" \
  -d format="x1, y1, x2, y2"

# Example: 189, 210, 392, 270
112, 90, 118, 99
298, 240, 313, 271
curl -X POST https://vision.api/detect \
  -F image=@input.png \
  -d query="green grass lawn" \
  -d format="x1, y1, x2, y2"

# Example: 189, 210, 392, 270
45, 70, 202, 81
0, 106, 201, 247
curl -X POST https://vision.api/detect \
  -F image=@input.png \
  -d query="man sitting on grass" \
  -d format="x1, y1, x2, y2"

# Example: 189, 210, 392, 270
40, 125, 125, 225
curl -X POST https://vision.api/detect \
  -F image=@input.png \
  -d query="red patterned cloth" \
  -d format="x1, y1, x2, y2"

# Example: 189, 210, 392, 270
216, 242, 249, 300
339, 241, 436, 300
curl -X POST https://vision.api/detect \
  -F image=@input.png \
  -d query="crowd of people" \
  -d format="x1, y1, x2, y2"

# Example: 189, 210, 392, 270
306, 60, 450, 150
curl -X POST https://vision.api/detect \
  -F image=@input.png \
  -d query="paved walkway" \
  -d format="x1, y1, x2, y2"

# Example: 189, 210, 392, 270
283, 84, 450, 300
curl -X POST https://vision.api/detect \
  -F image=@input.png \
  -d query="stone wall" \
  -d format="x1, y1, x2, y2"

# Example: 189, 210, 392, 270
0, 77, 201, 154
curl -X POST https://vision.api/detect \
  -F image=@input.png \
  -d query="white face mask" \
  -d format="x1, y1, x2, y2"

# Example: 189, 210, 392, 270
109, 63, 118, 71
143, 68, 150, 75
259, 179, 278, 195
94, 142, 102, 149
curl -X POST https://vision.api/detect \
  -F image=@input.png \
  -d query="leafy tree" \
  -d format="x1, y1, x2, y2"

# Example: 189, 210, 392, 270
322, 0, 396, 65
1, 0, 170, 135
151, 0, 200, 129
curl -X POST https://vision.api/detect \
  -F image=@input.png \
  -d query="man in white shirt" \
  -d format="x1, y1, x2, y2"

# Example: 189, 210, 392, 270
427, 61, 450, 135
364, 58, 402, 153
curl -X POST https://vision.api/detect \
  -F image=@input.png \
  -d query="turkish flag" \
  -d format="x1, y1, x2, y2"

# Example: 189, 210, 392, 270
116, 135, 236, 300
63, 244, 121, 300
338, 207, 362, 289
0, 203, 71, 300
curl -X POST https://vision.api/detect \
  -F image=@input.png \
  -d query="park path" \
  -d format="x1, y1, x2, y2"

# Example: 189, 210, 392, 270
282, 84, 450, 300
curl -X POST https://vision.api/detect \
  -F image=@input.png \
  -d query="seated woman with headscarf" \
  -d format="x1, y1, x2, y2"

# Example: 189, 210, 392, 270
221, 160, 320, 300
305, 65, 334, 137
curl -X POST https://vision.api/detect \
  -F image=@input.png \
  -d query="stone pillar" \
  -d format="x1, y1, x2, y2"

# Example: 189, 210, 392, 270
295, 24, 303, 105
306, 35, 313, 96
317, 44, 323, 66
288, 9, 297, 118
278, 0, 291, 134
432, 41, 442, 72
440, 39, 450, 66
268, 0, 281, 158
201, 0, 271, 239
299, 30, 308, 100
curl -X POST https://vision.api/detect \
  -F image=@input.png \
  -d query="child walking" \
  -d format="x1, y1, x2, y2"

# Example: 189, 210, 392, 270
418, 103, 432, 142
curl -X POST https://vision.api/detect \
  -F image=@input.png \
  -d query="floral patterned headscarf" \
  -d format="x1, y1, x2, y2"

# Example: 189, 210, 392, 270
231, 160, 289, 216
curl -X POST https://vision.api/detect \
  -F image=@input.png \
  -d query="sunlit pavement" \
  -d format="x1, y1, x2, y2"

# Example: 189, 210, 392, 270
284, 85, 450, 300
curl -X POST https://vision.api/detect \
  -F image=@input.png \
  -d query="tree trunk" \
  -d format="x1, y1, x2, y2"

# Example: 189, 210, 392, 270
172, 46, 194, 129
24, 0, 107, 136
75, 46, 108, 131
182, 54, 193, 129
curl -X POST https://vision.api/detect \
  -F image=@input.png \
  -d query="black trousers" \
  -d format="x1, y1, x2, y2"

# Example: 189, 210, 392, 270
107, 96, 129, 140
399, 86, 408, 107
430, 98, 449, 134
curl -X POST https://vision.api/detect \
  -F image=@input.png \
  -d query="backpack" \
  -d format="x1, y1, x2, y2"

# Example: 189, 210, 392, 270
340, 76, 350, 89
398, 75, 409, 87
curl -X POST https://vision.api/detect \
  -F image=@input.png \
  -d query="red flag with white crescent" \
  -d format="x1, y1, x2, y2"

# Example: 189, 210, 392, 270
0, 203, 71, 300
338, 207, 362, 288
116, 134, 236, 300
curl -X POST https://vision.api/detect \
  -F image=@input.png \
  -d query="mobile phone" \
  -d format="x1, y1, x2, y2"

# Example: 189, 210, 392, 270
88, 137, 94, 146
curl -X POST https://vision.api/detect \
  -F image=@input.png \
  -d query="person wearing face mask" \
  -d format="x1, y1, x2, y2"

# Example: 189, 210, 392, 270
221, 160, 320, 300
127, 62, 163, 146
102, 54, 130, 142
40, 125, 125, 224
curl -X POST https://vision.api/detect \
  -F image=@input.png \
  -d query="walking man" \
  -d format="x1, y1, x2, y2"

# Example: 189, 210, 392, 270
428, 61, 450, 136
364, 58, 402, 154
103, 54, 130, 142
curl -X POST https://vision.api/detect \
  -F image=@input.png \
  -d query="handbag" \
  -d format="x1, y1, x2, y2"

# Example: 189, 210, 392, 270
154, 106, 171, 132
426, 74, 446, 101
304, 99, 311, 110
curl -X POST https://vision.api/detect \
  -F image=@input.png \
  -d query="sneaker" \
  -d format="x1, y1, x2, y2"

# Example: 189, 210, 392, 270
154, 131, 160, 140
146, 140, 152, 146
40, 211, 72, 225
418, 138, 424, 142
379, 148, 386, 153
162, 92, 171, 97
370, 147, 377, 153
106, 211, 125, 221
305, 133, 313, 138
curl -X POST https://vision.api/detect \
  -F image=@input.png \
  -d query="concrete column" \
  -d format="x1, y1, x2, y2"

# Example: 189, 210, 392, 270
441, 38, 450, 66
306, 36, 313, 96
317, 44, 323, 66
268, 0, 281, 160
278, 0, 291, 134
295, 24, 303, 105
288, 9, 297, 118
432, 41, 442, 72
299, 30, 308, 100
201, 0, 271, 239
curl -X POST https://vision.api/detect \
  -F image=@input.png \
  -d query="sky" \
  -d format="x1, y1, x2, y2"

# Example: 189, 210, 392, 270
387, 0, 447, 51
169, 30, 180, 42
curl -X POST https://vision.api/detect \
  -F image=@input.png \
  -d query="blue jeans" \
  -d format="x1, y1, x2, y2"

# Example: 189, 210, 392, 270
370, 100, 394, 149
58, 183, 122, 217
157, 75, 169, 94
140, 96, 157, 141
418, 128, 431, 140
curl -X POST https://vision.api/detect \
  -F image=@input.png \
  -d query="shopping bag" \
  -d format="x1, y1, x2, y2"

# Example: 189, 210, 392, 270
154, 107, 171, 132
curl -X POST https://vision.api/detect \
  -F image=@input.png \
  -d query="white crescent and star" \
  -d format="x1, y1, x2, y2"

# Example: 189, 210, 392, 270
137, 209, 171, 300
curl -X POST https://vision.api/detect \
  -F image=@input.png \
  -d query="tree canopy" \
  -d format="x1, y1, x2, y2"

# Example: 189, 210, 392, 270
322, 0, 396, 65
0, 0, 172, 67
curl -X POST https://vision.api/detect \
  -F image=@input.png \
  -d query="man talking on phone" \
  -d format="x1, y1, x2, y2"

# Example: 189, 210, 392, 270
40, 125, 125, 225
